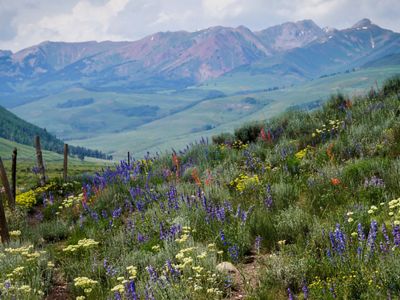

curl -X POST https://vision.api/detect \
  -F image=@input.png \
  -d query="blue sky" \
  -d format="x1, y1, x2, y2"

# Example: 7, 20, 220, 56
1, 0, 399, 51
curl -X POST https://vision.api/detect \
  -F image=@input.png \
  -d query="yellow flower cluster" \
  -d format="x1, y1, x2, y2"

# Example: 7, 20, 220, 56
16, 183, 57, 208
126, 265, 137, 280
61, 193, 84, 209
63, 238, 99, 252
74, 277, 98, 288
312, 120, 344, 137
111, 284, 125, 293
6, 266, 25, 279
295, 148, 308, 160
230, 174, 260, 192
9, 230, 22, 237
16, 190, 36, 208
232, 140, 248, 150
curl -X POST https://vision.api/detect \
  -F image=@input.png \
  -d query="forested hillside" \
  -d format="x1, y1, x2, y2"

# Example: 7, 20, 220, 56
0, 105, 112, 160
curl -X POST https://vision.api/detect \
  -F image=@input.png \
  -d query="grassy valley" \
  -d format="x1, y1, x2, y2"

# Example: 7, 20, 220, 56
59, 65, 400, 159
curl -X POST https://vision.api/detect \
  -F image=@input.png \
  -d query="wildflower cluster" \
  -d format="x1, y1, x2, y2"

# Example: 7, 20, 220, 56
16, 182, 57, 208
63, 238, 99, 252
74, 276, 98, 296
229, 173, 260, 192
0, 243, 50, 299
312, 119, 344, 138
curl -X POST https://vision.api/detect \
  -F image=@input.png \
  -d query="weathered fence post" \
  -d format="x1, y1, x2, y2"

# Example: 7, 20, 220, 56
0, 188, 10, 244
127, 152, 130, 165
11, 148, 17, 201
35, 136, 46, 186
63, 144, 68, 181
0, 157, 14, 210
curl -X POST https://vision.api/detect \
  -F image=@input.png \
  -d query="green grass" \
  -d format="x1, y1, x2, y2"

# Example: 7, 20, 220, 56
0, 137, 112, 189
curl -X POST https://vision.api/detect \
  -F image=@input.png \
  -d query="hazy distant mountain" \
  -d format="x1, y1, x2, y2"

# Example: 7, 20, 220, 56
0, 18, 399, 106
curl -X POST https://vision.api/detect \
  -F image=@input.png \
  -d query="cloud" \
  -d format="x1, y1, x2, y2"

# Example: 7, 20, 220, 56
0, 0, 129, 50
0, 0, 399, 52
201, 0, 244, 19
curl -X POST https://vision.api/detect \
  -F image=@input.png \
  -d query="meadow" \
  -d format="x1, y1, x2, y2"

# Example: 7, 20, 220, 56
0, 76, 400, 299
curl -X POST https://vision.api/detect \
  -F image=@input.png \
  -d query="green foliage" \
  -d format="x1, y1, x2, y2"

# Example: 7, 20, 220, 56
382, 75, 400, 97
234, 121, 263, 144
0, 105, 112, 160
2, 77, 400, 299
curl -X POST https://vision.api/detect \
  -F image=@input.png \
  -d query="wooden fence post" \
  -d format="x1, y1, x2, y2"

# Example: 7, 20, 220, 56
127, 152, 130, 165
63, 144, 68, 181
11, 148, 17, 201
0, 157, 14, 210
0, 189, 10, 244
35, 136, 46, 186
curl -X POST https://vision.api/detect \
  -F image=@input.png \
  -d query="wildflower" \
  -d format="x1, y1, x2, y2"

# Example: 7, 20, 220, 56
111, 284, 124, 293
348, 218, 354, 223
255, 236, 262, 253
331, 178, 341, 186
368, 209, 374, 214
74, 277, 98, 289
9, 230, 22, 237
278, 240, 286, 246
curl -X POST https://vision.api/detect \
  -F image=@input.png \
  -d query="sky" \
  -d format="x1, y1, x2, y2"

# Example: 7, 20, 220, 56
0, 0, 399, 52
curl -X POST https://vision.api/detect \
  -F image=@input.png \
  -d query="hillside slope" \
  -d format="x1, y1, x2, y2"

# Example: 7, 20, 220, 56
1, 77, 400, 299
0, 105, 112, 160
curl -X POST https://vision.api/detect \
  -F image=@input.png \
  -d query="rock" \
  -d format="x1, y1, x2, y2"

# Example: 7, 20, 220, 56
216, 261, 238, 274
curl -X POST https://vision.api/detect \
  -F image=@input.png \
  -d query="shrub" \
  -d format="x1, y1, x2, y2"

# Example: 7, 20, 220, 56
382, 75, 400, 97
234, 121, 264, 144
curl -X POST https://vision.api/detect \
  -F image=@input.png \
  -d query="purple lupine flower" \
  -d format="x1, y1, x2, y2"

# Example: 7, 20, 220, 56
125, 280, 138, 300
228, 245, 239, 263
101, 210, 108, 219
114, 291, 122, 300
104, 259, 117, 276
357, 223, 365, 241
215, 206, 226, 222
144, 284, 155, 300
220, 230, 227, 246
90, 211, 99, 222
381, 223, 390, 253
264, 184, 273, 209
302, 280, 309, 299
287, 288, 294, 300
146, 265, 158, 282
112, 207, 122, 219
392, 225, 400, 248
137, 232, 147, 243
255, 236, 262, 253
357, 246, 362, 259
166, 259, 180, 279
367, 220, 378, 254
364, 176, 385, 188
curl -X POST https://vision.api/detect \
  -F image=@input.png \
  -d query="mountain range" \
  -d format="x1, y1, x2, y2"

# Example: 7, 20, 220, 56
1, 18, 399, 106
0, 18, 399, 158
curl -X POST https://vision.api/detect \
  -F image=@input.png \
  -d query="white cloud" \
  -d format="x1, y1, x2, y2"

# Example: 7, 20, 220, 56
202, 0, 244, 19
1, 0, 129, 50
